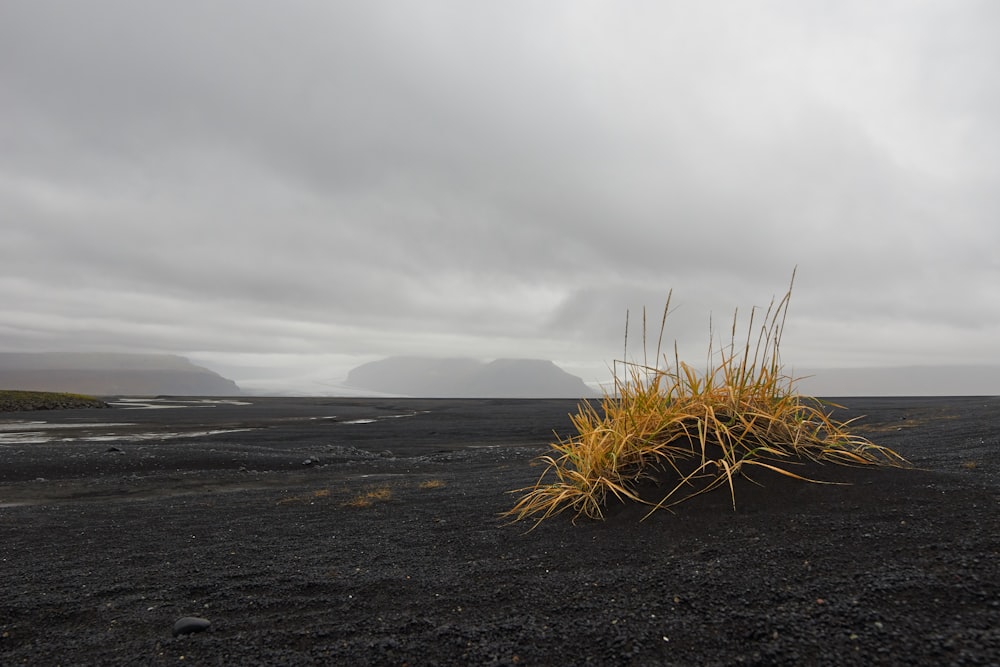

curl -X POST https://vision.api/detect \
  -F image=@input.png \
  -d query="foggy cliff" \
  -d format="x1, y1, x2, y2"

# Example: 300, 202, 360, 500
0, 353, 241, 396
346, 357, 598, 398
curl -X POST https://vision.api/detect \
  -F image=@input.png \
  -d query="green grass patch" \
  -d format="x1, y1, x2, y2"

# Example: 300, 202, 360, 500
505, 271, 909, 528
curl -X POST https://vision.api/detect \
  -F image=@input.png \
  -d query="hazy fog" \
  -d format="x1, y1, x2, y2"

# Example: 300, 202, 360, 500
2, 2, 998, 394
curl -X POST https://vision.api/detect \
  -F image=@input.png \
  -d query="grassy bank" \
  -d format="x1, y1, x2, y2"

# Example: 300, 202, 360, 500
0, 390, 110, 412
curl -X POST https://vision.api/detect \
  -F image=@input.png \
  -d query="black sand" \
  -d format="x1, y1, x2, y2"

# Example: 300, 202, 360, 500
1, 396, 998, 665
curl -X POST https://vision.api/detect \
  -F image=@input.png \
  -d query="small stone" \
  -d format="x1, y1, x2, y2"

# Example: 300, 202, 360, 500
303, 457, 319, 466
172, 616, 211, 637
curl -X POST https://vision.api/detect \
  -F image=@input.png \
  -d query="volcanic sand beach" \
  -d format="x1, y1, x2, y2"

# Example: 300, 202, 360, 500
1, 396, 997, 665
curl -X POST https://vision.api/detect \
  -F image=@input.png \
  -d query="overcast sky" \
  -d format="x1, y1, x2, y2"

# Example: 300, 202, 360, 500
2, 1, 998, 393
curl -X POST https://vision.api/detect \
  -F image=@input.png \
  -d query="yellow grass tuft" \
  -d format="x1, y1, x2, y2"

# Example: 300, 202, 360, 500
418, 479, 447, 490
343, 485, 393, 509
505, 270, 909, 528
277, 487, 332, 505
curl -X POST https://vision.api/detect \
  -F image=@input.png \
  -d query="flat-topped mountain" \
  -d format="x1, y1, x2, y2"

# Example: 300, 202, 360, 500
0, 353, 241, 396
793, 365, 1000, 397
346, 357, 598, 398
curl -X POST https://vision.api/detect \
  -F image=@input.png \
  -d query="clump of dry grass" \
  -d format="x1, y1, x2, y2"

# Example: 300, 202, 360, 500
278, 479, 442, 509
506, 271, 908, 528
276, 488, 332, 505
343, 484, 393, 509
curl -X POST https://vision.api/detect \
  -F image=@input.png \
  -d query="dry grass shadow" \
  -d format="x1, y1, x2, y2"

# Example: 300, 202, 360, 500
852, 411, 958, 434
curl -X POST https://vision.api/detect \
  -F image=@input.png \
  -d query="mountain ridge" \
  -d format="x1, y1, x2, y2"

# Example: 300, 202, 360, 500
346, 356, 598, 398
0, 353, 241, 396
792, 364, 1000, 397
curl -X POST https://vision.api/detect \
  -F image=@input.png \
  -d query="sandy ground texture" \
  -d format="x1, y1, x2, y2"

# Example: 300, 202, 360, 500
1, 395, 998, 666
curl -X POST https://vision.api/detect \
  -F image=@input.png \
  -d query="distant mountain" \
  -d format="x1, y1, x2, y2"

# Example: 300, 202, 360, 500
792, 365, 1000, 397
345, 357, 599, 398
0, 353, 241, 396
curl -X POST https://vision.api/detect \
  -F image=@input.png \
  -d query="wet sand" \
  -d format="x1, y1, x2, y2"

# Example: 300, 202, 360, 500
1, 396, 998, 665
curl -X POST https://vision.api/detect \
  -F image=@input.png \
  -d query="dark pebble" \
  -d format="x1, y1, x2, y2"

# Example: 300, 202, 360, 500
172, 616, 211, 637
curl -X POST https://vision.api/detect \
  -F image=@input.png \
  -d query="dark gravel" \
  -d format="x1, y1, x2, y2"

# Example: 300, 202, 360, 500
1, 396, 997, 665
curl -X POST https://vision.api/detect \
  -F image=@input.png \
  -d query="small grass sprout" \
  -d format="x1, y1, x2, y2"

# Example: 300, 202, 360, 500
343, 485, 393, 509
505, 271, 909, 528
277, 488, 332, 505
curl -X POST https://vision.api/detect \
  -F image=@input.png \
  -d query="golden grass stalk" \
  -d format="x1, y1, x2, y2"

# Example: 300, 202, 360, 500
343, 485, 393, 508
505, 271, 908, 528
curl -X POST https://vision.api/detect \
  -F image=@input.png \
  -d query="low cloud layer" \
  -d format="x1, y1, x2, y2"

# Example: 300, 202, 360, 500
2, 1, 998, 392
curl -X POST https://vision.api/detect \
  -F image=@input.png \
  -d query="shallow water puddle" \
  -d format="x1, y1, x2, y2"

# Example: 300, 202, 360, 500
0, 420, 257, 444
110, 398, 253, 409
0, 421, 139, 444
0, 421, 136, 430
80, 428, 257, 442
340, 411, 425, 425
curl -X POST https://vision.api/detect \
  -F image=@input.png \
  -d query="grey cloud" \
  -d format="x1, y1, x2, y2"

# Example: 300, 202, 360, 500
1, 1, 998, 392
